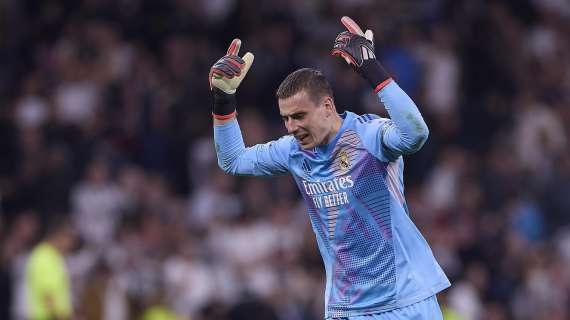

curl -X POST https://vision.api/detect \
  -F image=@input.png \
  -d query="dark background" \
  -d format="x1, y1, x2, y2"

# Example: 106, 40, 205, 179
1, 0, 569, 319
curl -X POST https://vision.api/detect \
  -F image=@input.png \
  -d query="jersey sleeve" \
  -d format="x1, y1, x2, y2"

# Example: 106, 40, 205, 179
356, 118, 397, 162
214, 118, 292, 176
358, 81, 429, 162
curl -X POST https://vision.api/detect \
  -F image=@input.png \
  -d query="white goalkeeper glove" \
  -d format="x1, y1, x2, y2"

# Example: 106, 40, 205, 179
209, 38, 255, 95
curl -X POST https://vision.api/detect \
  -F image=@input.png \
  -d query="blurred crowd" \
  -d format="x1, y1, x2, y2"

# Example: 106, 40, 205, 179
1, 0, 570, 319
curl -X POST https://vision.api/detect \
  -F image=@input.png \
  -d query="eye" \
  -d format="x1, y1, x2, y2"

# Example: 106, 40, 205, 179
292, 113, 305, 120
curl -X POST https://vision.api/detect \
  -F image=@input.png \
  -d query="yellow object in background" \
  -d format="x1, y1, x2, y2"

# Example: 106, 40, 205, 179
26, 243, 71, 320
142, 305, 182, 320
442, 305, 464, 320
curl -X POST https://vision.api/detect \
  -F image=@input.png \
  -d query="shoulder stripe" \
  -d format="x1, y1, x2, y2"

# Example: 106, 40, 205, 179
355, 113, 380, 124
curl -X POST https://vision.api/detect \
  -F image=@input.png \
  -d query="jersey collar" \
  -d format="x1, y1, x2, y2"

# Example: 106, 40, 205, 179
315, 111, 354, 155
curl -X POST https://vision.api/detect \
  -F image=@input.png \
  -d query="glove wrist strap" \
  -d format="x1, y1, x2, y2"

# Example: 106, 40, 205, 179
362, 60, 391, 92
212, 88, 237, 116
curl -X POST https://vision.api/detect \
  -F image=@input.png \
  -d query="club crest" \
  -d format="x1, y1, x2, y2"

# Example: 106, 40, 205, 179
339, 151, 351, 171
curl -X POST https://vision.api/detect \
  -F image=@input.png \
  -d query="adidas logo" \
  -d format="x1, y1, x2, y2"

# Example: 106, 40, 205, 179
361, 45, 375, 60
302, 159, 312, 176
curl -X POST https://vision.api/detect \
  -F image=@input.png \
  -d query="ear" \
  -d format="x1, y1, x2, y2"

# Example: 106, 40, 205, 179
321, 96, 335, 115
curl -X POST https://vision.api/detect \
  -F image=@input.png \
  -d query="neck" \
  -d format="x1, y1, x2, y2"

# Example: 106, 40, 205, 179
323, 114, 343, 145
47, 237, 64, 253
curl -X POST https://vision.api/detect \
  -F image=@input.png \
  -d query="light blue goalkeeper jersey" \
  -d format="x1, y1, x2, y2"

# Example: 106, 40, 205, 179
214, 81, 450, 318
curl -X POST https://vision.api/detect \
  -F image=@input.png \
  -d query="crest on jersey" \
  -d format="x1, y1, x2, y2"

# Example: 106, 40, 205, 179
339, 151, 351, 171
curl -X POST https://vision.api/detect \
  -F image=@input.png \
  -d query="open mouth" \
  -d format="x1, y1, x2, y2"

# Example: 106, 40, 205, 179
296, 134, 309, 143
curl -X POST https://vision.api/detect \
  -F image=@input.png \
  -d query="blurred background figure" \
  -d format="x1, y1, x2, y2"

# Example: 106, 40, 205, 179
25, 215, 76, 320
0, 0, 569, 319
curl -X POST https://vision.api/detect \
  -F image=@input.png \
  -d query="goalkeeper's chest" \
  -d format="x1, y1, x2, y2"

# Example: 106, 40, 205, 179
291, 144, 389, 215
292, 145, 362, 181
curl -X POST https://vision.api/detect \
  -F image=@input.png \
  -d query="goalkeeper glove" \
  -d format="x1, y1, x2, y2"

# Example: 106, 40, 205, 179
209, 38, 254, 119
331, 16, 392, 93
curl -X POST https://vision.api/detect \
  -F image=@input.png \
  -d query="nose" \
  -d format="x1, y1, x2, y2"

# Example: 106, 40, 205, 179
285, 118, 298, 134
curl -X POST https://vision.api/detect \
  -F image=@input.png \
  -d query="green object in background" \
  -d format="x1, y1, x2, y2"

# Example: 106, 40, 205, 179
442, 305, 464, 320
26, 243, 71, 320
142, 305, 181, 320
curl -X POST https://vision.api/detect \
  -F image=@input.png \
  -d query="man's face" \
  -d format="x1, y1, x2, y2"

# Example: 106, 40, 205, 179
278, 90, 334, 149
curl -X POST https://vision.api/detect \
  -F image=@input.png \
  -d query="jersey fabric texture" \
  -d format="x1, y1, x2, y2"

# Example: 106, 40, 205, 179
214, 81, 450, 318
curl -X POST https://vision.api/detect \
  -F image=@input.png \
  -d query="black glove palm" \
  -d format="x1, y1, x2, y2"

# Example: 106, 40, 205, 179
331, 16, 391, 92
332, 30, 376, 68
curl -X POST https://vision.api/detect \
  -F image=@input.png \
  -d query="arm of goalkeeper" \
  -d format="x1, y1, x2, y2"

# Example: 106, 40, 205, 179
332, 17, 429, 155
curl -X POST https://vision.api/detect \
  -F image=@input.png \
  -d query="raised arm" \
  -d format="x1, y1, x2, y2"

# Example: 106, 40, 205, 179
210, 39, 291, 176
214, 119, 291, 176
376, 81, 429, 155
331, 16, 428, 157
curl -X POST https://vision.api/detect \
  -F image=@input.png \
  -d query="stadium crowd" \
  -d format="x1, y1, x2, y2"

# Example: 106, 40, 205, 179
0, 0, 569, 319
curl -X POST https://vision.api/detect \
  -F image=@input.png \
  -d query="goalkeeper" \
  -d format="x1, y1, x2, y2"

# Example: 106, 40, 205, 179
210, 17, 450, 320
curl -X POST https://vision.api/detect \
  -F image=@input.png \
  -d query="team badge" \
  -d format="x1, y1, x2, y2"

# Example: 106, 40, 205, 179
339, 151, 351, 171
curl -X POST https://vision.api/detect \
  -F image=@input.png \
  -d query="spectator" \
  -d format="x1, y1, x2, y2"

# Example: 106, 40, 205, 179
0, 1, 568, 319
26, 215, 76, 320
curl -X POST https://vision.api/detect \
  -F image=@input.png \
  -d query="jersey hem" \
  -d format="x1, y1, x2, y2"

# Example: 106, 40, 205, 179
324, 281, 451, 319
